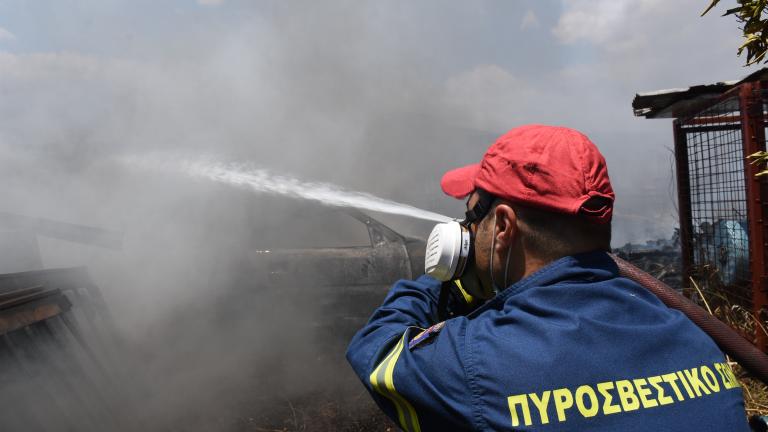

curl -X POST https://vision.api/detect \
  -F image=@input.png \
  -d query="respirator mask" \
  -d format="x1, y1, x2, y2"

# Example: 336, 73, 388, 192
424, 190, 496, 302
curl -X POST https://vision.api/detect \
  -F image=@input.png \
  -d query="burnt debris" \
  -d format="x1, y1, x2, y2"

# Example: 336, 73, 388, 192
612, 230, 682, 291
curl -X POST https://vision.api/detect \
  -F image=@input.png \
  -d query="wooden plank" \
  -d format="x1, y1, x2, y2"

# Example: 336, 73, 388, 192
0, 294, 72, 335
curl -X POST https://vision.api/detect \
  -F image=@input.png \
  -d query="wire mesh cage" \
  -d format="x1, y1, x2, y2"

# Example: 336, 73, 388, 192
678, 97, 750, 286
673, 82, 768, 350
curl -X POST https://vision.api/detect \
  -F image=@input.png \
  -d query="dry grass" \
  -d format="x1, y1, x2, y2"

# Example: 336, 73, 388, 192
689, 267, 768, 418
736, 362, 768, 417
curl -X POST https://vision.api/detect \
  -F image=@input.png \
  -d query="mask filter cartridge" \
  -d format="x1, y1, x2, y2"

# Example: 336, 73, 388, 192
424, 221, 471, 281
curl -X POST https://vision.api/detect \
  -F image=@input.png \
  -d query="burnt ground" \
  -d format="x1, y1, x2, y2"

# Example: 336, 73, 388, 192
137, 368, 398, 432
153, 381, 397, 432
230, 391, 396, 432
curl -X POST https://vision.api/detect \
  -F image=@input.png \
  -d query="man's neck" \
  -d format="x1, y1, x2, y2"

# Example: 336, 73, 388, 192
521, 255, 551, 280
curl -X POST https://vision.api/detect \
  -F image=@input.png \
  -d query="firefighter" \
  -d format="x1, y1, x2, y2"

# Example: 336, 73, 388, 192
346, 124, 748, 431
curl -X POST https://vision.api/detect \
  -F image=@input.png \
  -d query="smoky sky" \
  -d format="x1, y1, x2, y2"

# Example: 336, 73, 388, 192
0, 0, 755, 294
0, 0, 753, 247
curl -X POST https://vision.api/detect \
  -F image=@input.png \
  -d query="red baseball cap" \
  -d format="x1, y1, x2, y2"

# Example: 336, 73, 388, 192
441, 124, 615, 224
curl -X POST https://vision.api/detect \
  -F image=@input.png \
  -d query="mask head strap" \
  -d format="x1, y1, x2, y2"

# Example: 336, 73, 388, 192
462, 189, 495, 226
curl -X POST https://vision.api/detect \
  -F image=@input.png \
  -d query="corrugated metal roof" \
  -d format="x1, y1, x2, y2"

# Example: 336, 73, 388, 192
632, 67, 768, 119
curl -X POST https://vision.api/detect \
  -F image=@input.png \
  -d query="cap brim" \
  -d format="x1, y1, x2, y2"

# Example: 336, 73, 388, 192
441, 163, 480, 199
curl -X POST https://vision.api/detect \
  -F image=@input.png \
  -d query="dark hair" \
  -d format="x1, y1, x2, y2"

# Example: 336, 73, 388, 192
482, 197, 612, 261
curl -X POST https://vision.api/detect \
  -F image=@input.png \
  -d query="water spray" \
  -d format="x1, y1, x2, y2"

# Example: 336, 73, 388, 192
123, 154, 452, 223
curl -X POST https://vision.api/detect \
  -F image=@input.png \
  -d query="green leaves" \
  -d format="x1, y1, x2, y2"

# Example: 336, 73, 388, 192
703, 0, 768, 66
701, 3, 768, 178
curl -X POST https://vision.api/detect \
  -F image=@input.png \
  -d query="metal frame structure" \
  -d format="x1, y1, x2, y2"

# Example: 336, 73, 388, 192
672, 81, 768, 351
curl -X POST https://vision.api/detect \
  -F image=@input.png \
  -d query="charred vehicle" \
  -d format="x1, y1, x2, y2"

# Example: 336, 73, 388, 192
238, 209, 425, 339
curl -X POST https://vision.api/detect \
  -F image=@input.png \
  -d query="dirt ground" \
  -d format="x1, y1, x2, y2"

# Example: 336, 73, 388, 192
231, 391, 396, 432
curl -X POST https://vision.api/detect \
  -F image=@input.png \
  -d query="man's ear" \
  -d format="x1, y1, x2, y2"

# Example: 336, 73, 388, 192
493, 204, 518, 252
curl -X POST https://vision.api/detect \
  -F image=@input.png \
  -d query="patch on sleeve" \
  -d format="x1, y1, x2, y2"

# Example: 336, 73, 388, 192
408, 321, 446, 350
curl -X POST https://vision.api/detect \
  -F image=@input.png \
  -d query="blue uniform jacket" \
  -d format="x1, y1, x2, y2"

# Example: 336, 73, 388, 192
346, 251, 748, 431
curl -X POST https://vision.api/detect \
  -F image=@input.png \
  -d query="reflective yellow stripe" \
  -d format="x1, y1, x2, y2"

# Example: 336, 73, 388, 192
385, 339, 421, 432
454, 280, 475, 304
370, 337, 411, 430
369, 333, 422, 432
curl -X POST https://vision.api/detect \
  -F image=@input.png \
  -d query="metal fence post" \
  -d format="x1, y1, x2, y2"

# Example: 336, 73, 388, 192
739, 82, 768, 352
674, 120, 694, 295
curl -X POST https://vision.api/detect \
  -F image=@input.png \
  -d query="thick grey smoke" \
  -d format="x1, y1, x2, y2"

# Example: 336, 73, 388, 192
0, 0, 751, 243
0, 0, 755, 429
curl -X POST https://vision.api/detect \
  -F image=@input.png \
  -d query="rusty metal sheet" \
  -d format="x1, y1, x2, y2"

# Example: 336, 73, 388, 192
633, 67, 768, 119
